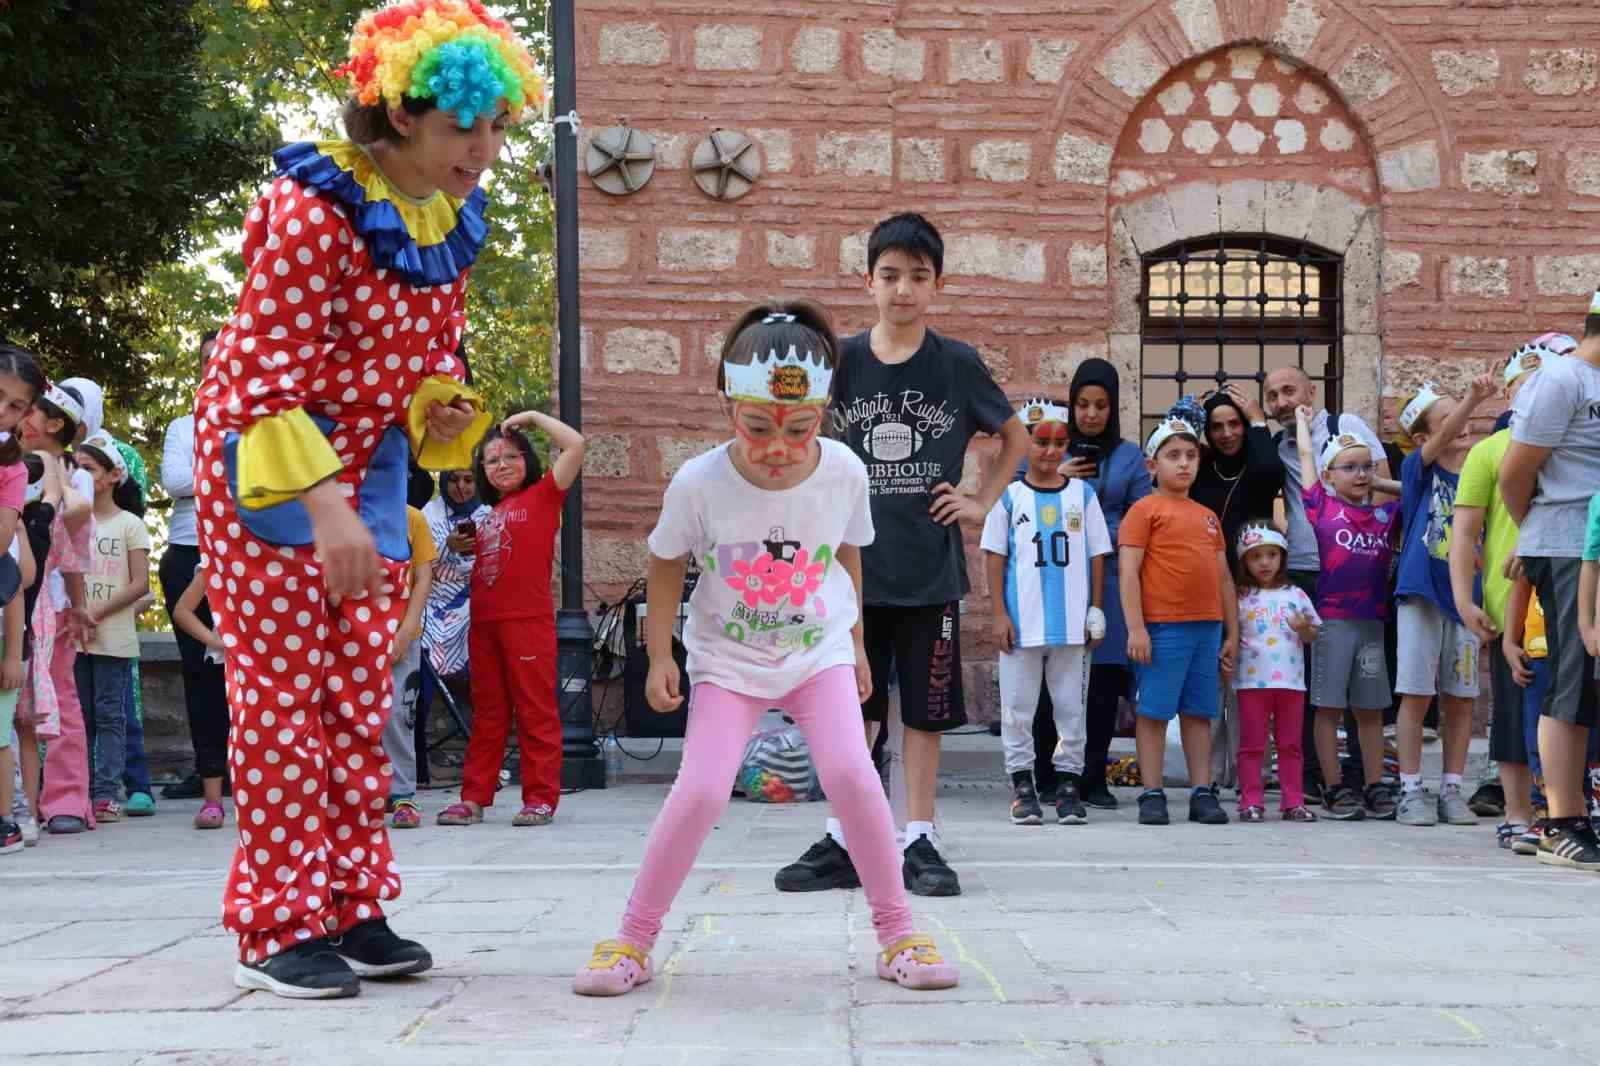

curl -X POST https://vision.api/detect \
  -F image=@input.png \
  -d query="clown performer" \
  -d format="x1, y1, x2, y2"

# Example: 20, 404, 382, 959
193, 0, 536, 999
572, 300, 959, 997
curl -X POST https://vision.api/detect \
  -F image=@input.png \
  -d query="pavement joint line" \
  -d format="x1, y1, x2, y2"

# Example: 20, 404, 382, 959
925, 914, 1005, 1002
396, 975, 470, 1045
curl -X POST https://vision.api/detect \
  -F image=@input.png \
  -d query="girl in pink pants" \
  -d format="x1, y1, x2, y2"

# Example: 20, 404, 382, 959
573, 300, 958, 997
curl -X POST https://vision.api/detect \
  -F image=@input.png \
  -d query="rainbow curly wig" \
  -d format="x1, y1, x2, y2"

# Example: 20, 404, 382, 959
334, 0, 544, 129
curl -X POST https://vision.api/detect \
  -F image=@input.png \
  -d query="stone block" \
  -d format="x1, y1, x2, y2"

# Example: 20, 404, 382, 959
638, 129, 695, 169
1304, 186, 1369, 253
1039, 340, 1108, 385
1027, 39, 1077, 84
550, 324, 593, 374
1568, 148, 1600, 197
766, 231, 816, 270
1182, 120, 1220, 154
586, 536, 651, 584
1118, 194, 1178, 256
899, 137, 946, 182
1332, 44, 1399, 106
1342, 334, 1383, 429
1271, 0, 1326, 59
578, 227, 629, 270
1112, 168, 1155, 197
861, 30, 924, 81
1109, 333, 1143, 435
1110, 216, 1143, 333
1226, 121, 1266, 155
602, 328, 680, 375
598, 23, 668, 67
1249, 83, 1283, 118
971, 139, 1032, 183
1295, 82, 1331, 114
1377, 141, 1441, 193
1171, 0, 1223, 56
816, 131, 892, 178
949, 38, 1004, 84
839, 232, 869, 275
694, 24, 762, 71
581, 434, 631, 479
1167, 182, 1220, 238
1274, 119, 1307, 154
703, 330, 726, 367
1070, 242, 1108, 287
1534, 254, 1600, 296
1230, 45, 1266, 80
1344, 216, 1380, 335
657, 436, 721, 479
748, 128, 794, 173
1462, 149, 1539, 195
978, 344, 1012, 382
1432, 50, 1499, 97
1524, 49, 1597, 96
1263, 180, 1318, 240
946, 234, 1047, 284
1448, 256, 1511, 298
1206, 82, 1241, 118
1158, 81, 1195, 116
1096, 35, 1164, 99
1383, 249, 1423, 294
1217, 179, 1267, 233
1320, 118, 1356, 152
1053, 132, 1113, 185
791, 27, 840, 74
1138, 120, 1173, 154
657, 228, 742, 272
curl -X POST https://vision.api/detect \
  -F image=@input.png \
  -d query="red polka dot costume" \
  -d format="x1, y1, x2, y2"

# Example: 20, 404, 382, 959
195, 140, 488, 964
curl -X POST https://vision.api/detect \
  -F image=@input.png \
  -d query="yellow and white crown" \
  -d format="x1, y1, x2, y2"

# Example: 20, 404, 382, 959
1018, 397, 1070, 428
724, 345, 833, 406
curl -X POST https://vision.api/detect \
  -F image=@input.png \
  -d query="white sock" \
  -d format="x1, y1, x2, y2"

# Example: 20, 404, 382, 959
1400, 773, 1422, 795
825, 817, 846, 850
904, 820, 934, 849
1442, 773, 1463, 792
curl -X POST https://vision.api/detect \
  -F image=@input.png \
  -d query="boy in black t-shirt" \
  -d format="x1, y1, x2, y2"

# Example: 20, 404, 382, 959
774, 213, 1029, 896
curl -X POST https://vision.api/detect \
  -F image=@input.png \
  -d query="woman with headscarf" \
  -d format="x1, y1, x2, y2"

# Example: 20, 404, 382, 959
1031, 358, 1150, 808
420, 468, 488, 710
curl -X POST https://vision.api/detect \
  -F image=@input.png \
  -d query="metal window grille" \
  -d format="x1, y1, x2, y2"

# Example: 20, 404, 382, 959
1139, 234, 1342, 438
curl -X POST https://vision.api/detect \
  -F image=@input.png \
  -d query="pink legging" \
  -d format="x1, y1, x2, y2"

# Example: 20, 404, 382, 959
618, 665, 914, 952
1236, 687, 1305, 811
39, 638, 92, 825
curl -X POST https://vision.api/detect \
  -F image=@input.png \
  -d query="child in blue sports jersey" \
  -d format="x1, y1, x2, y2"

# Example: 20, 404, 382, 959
983, 399, 1111, 826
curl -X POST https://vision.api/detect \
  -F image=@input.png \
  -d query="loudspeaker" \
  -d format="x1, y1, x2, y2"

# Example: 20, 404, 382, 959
621, 598, 689, 738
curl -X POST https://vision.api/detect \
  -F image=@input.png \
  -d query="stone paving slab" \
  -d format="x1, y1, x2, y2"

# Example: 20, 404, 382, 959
0, 781, 1598, 1064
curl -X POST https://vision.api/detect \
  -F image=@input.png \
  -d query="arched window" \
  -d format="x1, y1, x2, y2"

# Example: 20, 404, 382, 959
1139, 234, 1342, 437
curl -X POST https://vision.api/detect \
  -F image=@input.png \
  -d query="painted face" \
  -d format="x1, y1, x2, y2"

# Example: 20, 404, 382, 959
75, 451, 116, 494
445, 469, 476, 504
1073, 384, 1112, 437
1323, 445, 1374, 501
19, 405, 63, 451
1148, 436, 1200, 491
866, 249, 941, 328
0, 374, 36, 436
1244, 545, 1283, 588
1029, 421, 1069, 471
731, 401, 823, 480
1264, 368, 1314, 423
1207, 403, 1245, 457
481, 437, 527, 495
392, 102, 510, 198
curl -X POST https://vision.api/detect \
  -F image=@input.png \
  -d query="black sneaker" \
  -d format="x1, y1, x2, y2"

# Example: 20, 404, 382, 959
1363, 781, 1398, 820
0, 821, 20, 855
1010, 780, 1043, 826
1303, 778, 1324, 805
774, 835, 860, 892
1321, 783, 1366, 821
1137, 788, 1169, 825
161, 772, 203, 800
1468, 781, 1506, 817
903, 835, 961, 896
1055, 781, 1088, 825
1188, 786, 1229, 824
1082, 786, 1119, 809
330, 918, 433, 978
234, 937, 359, 999
1537, 818, 1600, 871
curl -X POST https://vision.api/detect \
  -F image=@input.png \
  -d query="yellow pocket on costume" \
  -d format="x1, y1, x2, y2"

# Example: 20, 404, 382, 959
409, 375, 492, 471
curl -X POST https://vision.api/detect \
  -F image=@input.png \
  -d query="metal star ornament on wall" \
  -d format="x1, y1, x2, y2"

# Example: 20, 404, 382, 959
692, 129, 761, 201
586, 123, 656, 195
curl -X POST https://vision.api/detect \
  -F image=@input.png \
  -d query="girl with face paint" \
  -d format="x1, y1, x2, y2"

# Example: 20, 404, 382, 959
573, 300, 960, 998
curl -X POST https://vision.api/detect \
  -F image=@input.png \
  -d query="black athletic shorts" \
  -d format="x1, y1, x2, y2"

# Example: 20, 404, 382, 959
860, 602, 967, 733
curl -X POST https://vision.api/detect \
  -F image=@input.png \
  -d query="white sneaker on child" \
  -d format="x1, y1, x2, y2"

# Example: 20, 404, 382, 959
17, 817, 38, 847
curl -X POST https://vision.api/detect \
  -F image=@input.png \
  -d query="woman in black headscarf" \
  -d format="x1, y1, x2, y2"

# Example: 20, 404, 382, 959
1032, 358, 1150, 809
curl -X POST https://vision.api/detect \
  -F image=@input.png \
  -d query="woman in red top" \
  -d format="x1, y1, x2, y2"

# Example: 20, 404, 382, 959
193, 0, 540, 999
437, 410, 584, 827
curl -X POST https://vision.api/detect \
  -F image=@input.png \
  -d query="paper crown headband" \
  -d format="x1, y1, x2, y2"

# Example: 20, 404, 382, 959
1144, 417, 1199, 459
334, 0, 544, 129
1399, 382, 1444, 435
1320, 432, 1370, 474
723, 345, 833, 406
1018, 397, 1070, 428
1237, 523, 1288, 556
1506, 332, 1576, 386
41, 384, 83, 427
80, 431, 128, 485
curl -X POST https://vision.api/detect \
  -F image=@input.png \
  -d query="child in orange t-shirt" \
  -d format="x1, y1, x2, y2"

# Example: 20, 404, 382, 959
1118, 418, 1239, 827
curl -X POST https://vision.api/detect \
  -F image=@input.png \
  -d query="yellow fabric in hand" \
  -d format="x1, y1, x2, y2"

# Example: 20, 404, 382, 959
409, 375, 492, 470
236, 408, 342, 510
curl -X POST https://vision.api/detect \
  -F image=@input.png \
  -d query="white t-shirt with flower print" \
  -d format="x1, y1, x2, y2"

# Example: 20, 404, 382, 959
1234, 584, 1321, 692
647, 439, 875, 700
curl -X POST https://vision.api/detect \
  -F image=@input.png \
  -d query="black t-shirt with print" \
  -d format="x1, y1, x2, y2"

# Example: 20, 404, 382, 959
831, 328, 1013, 606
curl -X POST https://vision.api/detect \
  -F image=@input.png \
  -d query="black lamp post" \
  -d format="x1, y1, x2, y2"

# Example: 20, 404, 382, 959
550, 0, 604, 789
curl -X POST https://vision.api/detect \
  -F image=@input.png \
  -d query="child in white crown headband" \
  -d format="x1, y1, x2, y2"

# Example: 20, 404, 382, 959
574, 299, 959, 997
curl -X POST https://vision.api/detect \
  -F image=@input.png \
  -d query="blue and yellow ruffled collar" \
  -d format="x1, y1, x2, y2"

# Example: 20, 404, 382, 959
273, 140, 488, 288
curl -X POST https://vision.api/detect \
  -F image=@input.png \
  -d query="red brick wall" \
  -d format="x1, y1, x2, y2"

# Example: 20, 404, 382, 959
572, 0, 1600, 720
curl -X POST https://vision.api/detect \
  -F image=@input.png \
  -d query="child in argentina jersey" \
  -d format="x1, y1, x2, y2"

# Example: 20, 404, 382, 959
981, 401, 1112, 825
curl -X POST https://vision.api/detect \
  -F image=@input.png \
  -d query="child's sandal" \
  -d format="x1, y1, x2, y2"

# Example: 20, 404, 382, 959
572, 939, 653, 997
434, 802, 482, 826
1239, 805, 1266, 823
876, 934, 960, 990
1282, 805, 1318, 822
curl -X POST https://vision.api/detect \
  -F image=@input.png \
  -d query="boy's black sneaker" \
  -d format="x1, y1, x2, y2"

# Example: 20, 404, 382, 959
1010, 780, 1043, 826
330, 918, 433, 978
1322, 783, 1366, 821
0, 821, 21, 854
774, 835, 860, 892
1188, 786, 1229, 825
1303, 778, 1324, 805
234, 937, 359, 999
1537, 818, 1600, 871
1055, 781, 1088, 825
162, 772, 204, 800
903, 835, 961, 896
1468, 781, 1505, 817
1137, 788, 1169, 825
1082, 786, 1119, 809
1363, 781, 1398, 820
